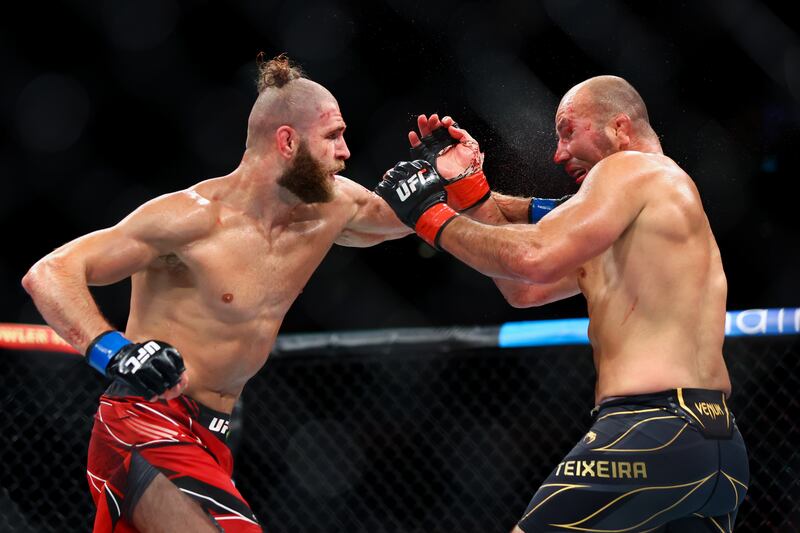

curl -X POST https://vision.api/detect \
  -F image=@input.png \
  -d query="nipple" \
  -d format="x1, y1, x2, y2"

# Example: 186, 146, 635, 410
222, 293, 234, 303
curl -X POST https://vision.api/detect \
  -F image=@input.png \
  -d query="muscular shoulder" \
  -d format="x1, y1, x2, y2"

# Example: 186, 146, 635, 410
587, 151, 694, 201
599, 152, 705, 236
120, 188, 218, 247
330, 174, 371, 214
333, 174, 369, 201
590, 151, 682, 183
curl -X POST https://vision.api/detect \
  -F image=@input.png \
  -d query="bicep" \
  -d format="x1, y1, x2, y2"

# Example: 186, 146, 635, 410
336, 177, 413, 246
44, 222, 163, 287
532, 173, 644, 275
72, 228, 161, 286
50, 192, 212, 285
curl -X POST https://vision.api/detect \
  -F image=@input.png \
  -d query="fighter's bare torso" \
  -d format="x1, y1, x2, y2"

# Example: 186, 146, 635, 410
574, 152, 731, 402
125, 175, 390, 413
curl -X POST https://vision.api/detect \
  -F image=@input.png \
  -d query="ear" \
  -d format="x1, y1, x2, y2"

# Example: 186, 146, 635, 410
612, 113, 633, 149
276, 125, 298, 159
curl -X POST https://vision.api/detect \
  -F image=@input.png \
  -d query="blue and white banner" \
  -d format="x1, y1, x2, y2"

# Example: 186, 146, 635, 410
499, 308, 800, 348
725, 308, 800, 337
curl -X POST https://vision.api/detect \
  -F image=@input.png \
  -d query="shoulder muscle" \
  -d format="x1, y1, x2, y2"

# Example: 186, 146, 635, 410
117, 189, 218, 253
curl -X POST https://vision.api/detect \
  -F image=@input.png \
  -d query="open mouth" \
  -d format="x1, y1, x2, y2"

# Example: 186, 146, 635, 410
567, 165, 587, 183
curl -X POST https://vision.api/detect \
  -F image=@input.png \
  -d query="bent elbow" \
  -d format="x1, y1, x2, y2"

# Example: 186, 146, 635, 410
22, 256, 65, 297
502, 289, 528, 309
503, 285, 552, 309
512, 250, 563, 285
505, 292, 539, 309
21, 263, 43, 296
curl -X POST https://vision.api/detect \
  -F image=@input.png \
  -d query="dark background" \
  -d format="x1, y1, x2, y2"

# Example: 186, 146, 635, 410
2, 0, 799, 332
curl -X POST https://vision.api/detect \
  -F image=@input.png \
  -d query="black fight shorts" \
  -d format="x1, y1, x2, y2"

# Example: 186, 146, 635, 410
518, 389, 749, 532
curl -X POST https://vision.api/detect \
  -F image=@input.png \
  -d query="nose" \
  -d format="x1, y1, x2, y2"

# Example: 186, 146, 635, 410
336, 137, 351, 160
553, 141, 569, 164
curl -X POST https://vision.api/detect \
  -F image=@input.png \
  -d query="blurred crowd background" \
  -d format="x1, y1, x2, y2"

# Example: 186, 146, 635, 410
2, 0, 799, 332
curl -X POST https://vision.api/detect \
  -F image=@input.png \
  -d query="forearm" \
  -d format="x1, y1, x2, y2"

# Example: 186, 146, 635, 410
450, 190, 529, 227
336, 225, 413, 247
22, 256, 112, 353
460, 192, 577, 300
438, 216, 557, 283
485, 192, 531, 223
460, 194, 509, 225
466, 192, 574, 226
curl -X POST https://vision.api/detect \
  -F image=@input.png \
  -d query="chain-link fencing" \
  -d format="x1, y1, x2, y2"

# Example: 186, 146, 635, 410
1, 335, 797, 532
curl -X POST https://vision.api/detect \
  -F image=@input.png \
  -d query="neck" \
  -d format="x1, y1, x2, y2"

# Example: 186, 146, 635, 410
627, 135, 663, 154
224, 150, 303, 220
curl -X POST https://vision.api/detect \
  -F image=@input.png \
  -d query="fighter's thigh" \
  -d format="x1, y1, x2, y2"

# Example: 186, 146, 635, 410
138, 444, 261, 531
132, 472, 220, 533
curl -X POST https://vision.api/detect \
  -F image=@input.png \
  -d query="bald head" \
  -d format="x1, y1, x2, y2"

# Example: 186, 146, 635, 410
246, 55, 337, 151
561, 76, 656, 140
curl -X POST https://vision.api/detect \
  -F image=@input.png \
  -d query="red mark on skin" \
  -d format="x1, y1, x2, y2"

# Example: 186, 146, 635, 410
66, 327, 86, 348
621, 297, 638, 325
318, 109, 339, 121
222, 293, 233, 303
579, 268, 587, 278
216, 217, 222, 226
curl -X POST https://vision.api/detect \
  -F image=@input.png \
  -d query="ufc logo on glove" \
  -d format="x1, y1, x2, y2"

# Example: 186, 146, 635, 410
396, 168, 436, 201
124, 341, 161, 373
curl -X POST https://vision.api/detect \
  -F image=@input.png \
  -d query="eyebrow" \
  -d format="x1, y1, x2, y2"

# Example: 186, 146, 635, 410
326, 124, 346, 134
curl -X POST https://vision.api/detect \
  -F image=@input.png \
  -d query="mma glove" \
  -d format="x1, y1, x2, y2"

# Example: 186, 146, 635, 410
86, 331, 185, 399
529, 194, 574, 223
375, 160, 458, 249
410, 126, 490, 212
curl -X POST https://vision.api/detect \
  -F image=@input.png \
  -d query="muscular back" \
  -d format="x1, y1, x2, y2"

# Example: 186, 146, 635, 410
577, 153, 730, 401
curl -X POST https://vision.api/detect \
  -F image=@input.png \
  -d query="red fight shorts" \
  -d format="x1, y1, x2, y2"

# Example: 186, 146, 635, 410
86, 382, 261, 532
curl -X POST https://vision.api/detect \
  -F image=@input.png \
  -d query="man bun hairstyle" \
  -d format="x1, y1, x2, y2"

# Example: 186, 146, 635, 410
256, 52, 306, 92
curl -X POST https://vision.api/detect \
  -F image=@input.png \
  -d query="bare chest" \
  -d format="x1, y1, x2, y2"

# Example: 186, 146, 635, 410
154, 214, 347, 321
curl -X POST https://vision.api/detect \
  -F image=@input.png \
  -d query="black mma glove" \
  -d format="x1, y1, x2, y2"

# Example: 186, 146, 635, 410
410, 125, 459, 172
375, 160, 458, 248
86, 331, 185, 399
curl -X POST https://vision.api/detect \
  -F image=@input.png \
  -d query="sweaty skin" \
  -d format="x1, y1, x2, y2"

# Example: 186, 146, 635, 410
23, 88, 410, 414
414, 84, 731, 404
125, 175, 405, 412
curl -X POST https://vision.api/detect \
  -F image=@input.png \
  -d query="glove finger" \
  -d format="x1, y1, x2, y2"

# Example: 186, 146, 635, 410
165, 347, 185, 374
413, 160, 432, 172
151, 356, 181, 390
130, 366, 162, 398
374, 179, 393, 197
395, 161, 416, 173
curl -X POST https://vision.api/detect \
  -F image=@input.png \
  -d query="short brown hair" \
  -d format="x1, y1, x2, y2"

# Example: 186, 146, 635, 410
256, 52, 306, 92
